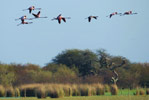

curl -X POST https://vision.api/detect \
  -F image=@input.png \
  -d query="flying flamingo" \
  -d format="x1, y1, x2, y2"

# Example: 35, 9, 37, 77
29, 11, 48, 20
23, 6, 41, 14
15, 15, 33, 26
51, 14, 71, 24
17, 20, 33, 26
106, 12, 121, 18
85, 16, 98, 22
122, 11, 137, 16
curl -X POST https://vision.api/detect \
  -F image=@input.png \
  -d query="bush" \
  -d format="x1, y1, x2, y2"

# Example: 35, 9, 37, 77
0, 85, 5, 97
110, 84, 118, 95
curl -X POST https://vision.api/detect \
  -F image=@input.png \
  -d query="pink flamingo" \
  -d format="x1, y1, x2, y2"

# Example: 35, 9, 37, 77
17, 20, 33, 26
23, 6, 41, 14
106, 12, 121, 18
29, 11, 47, 20
51, 14, 71, 24
15, 15, 33, 26
85, 16, 98, 22
122, 11, 137, 15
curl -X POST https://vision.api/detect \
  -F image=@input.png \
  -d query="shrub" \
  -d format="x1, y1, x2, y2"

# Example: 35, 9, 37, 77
110, 84, 118, 95
0, 85, 5, 97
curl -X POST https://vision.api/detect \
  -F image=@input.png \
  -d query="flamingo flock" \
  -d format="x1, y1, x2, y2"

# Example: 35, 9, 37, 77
15, 6, 138, 26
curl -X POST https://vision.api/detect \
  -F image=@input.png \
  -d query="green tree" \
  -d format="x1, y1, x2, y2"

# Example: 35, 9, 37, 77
53, 65, 78, 83
52, 49, 100, 76
0, 64, 16, 87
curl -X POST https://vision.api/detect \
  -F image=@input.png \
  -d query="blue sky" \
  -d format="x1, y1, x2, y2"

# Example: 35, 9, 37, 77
0, 0, 149, 66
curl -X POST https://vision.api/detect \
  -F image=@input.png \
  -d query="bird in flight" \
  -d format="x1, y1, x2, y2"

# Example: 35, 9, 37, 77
106, 12, 121, 18
15, 15, 33, 26
15, 15, 27, 21
17, 20, 33, 26
51, 14, 71, 24
85, 16, 98, 22
29, 11, 48, 20
122, 11, 138, 16
23, 6, 41, 14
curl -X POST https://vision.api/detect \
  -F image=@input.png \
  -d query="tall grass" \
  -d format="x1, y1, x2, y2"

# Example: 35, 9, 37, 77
5, 87, 15, 97
0, 83, 127, 98
0, 85, 5, 97
93, 84, 104, 95
110, 84, 118, 95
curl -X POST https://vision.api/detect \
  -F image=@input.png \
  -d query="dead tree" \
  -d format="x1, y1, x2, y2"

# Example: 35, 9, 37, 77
108, 60, 126, 85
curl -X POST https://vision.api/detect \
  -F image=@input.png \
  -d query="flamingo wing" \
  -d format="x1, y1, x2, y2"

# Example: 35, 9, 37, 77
93, 16, 98, 19
37, 11, 40, 16
88, 17, 91, 22
29, 9, 32, 14
62, 18, 66, 22
58, 19, 61, 24
32, 13, 37, 18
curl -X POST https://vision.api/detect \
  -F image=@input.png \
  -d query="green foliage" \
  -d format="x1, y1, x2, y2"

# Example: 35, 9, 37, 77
0, 64, 16, 87
53, 65, 78, 83
0, 49, 149, 89
52, 49, 100, 76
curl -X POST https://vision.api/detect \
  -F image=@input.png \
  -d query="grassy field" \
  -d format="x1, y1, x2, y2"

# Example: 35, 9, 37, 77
0, 96, 149, 100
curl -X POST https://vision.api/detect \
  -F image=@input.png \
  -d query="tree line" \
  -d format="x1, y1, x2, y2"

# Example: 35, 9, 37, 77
0, 49, 149, 88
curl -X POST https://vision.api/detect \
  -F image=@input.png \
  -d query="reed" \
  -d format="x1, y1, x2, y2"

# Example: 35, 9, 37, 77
0, 85, 5, 97
139, 89, 145, 95
93, 84, 104, 95
6, 87, 15, 97
110, 84, 118, 95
